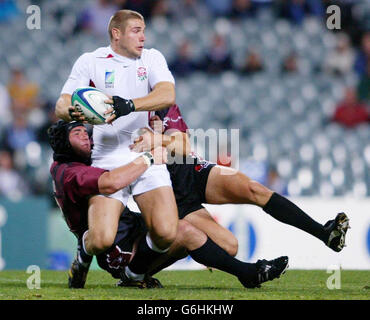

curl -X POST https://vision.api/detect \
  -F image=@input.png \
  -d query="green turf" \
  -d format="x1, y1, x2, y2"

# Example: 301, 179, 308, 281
0, 269, 368, 300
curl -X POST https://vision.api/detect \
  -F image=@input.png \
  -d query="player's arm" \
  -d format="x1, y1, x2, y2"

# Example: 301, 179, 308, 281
130, 128, 191, 157
56, 53, 90, 122
163, 131, 191, 156
132, 81, 176, 112
55, 94, 86, 122
104, 81, 175, 124
98, 147, 167, 194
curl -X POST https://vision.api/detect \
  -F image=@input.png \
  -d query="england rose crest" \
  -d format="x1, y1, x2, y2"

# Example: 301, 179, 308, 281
137, 67, 147, 81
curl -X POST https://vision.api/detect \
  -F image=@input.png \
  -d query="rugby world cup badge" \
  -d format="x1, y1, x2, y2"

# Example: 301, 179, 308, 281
137, 67, 147, 81
105, 70, 115, 88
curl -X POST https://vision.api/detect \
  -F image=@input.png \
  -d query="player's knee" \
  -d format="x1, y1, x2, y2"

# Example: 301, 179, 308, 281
151, 223, 177, 249
224, 236, 238, 257
248, 180, 273, 206
177, 220, 199, 241
89, 232, 115, 253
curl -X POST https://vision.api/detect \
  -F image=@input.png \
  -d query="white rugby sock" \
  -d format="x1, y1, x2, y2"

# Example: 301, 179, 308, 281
145, 233, 170, 253
78, 231, 92, 267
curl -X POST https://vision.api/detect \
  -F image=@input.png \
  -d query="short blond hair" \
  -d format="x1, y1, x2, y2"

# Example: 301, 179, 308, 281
108, 10, 144, 41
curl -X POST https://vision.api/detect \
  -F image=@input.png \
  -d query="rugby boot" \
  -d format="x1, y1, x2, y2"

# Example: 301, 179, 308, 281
116, 271, 163, 289
324, 212, 350, 252
239, 256, 289, 289
68, 257, 90, 289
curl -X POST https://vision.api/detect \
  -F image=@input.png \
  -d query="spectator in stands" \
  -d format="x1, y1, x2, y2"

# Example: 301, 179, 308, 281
0, 150, 29, 199
278, 0, 324, 25
169, 40, 198, 77
323, 33, 355, 76
115, 0, 152, 20
354, 31, 370, 77
281, 52, 299, 73
1, 113, 37, 153
239, 49, 264, 75
78, 0, 119, 38
0, 82, 12, 126
169, 0, 210, 21
332, 87, 369, 128
200, 33, 233, 74
251, 0, 274, 11
150, 0, 171, 19
357, 62, 370, 104
7, 68, 39, 115
230, 0, 257, 19
36, 101, 59, 144
205, 0, 232, 17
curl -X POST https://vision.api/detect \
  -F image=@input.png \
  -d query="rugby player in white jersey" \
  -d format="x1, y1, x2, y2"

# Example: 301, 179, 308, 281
55, 10, 178, 282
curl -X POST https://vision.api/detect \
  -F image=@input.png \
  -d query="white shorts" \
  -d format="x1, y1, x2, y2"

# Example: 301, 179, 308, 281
103, 164, 172, 206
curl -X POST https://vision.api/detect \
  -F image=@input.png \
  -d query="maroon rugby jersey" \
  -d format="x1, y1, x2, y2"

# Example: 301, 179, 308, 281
154, 104, 188, 133
50, 161, 107, 238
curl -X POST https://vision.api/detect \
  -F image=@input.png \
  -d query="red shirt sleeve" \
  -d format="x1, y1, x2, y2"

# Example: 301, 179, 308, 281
163, 104, 189, 133
63, 164, 107, 200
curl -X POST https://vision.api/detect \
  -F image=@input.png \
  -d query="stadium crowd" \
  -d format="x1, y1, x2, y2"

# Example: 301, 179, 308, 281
0, 0, 369, 201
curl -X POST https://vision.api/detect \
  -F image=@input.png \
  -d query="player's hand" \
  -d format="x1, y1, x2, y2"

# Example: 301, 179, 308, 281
68, 106, 87, 123
149, 115, 165, 133
151, 146, 168, 165
129, 129, 162, 152
104, 96, 135, 124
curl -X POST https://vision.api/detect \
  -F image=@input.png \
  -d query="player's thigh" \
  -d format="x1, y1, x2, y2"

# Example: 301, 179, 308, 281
134, 186, 178, 238
87, 195, 124, 246
205, 165, 272, 206
184, 208, 238, 257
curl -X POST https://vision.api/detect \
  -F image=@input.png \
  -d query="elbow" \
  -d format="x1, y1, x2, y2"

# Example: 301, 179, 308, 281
168, 92, 176, 106
165, 86, 176, 107
104, 180, 121, 195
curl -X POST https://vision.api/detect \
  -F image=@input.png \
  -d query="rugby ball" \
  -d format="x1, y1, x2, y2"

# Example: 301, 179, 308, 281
71, 87, 112, 125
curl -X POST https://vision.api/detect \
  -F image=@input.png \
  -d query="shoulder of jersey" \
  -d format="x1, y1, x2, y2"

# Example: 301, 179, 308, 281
92, 46, 112, 58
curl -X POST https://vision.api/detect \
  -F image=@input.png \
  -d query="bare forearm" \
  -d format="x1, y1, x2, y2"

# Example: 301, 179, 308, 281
162, 132, 191, 156
55, 94, 72, 121
132, 82, 175, 111
98, 157, 148, 194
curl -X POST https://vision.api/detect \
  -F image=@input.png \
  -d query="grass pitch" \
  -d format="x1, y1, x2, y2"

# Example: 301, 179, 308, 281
0, 269, 368, 300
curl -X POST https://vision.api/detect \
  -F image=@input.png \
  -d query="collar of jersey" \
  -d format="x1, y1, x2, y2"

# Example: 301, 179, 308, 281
107, 46, 137, 66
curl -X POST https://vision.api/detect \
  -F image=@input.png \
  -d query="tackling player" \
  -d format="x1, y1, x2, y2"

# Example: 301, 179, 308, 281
130, 104, 350, 266
55, 10, 180, 283
48, 120, 289, 289
48, 120, 168, 287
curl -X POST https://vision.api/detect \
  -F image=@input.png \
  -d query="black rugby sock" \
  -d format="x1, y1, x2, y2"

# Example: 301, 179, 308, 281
189, 237, 257, 281
127, 234, 166, 276
263, 192, 327, 242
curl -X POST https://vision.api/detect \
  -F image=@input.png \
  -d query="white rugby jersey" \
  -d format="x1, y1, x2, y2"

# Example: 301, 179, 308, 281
61, 46, 175, 164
